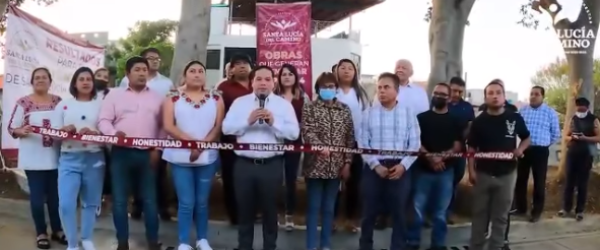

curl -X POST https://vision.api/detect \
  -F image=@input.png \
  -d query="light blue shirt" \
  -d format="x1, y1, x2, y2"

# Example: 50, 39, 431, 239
519, 103, 560, 147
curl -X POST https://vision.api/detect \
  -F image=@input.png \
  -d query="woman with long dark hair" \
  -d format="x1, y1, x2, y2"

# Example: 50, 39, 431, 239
334, 58, 369, 232
274, 63, 308, 231
7, 67, 66, 249
162, 61, 224, 250
52, 67, 105, 250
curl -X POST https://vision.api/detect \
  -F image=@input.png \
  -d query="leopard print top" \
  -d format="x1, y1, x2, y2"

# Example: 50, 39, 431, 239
301, 99, 355, 179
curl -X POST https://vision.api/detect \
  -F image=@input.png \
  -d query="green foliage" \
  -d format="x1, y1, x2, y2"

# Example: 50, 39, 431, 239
531, 58, 600, 127
106, 20, 178, 80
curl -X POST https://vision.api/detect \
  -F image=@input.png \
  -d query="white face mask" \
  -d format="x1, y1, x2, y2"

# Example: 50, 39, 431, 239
576, 111, 588, 118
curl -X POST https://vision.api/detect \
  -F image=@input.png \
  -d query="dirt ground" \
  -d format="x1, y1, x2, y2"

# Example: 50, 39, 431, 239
1, 166, 599, 225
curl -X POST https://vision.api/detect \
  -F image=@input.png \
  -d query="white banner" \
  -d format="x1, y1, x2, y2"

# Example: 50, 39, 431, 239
1, 6, 105, 156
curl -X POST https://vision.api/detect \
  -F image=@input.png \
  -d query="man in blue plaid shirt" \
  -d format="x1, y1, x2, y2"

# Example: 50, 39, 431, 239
358, 72, 421, 250
514, 86, 560, 222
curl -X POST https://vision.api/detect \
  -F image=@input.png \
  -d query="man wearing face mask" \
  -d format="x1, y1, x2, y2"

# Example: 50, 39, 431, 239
406, 83, 462, 250
558, 97, 600, 221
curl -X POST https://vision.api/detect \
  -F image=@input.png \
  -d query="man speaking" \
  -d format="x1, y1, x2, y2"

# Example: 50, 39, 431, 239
222, 65, 299, 250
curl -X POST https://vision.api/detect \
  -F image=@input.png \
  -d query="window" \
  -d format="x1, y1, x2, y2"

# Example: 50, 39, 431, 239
351, 53, 361, 75
205, 49, 221, 70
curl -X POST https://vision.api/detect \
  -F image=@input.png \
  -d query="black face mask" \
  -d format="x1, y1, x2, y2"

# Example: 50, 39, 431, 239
431, 97, 447, 109
94, 79, 109, 90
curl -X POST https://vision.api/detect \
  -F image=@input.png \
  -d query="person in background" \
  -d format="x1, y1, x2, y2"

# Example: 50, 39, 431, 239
558, 97, 600, 221
358, 72, 420, 250
7, 67, 66, 249
120, 48, 173, 221
478, 79, 518, 113
302, 72, 354, 250
468, 81, 530, 250
214, 62, 232, 89
94, 67, 112, 99
217, 54, 254, 225
406, 83, 461, 250
334, 58, 370, 233
94, 67, 112, 217
446, 76, 475, 224
332, 64, 337, 75
53, 67, 105, 250
119, 47, 173, 96
274, 63, 308, 230
222, 65, 299, 250
162, 61, 224, 250
515, 86, 560, 223
98, 56, 164, 250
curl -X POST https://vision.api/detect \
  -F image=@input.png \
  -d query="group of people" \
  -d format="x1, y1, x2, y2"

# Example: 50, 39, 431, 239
7, 46, 599, 250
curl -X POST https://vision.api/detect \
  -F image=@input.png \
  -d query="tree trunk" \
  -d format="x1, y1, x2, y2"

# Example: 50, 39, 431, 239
553, 0, 599, 178
427, 0, 475, 94
169, 0, 211, 85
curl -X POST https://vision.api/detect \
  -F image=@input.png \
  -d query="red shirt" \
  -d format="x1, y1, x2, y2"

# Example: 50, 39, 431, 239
217, 80, 253, 142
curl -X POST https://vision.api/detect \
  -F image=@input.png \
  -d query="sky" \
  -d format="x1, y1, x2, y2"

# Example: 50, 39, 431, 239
11, 0, 598, 100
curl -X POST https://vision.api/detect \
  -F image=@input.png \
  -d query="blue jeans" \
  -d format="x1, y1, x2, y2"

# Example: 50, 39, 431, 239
25, 170, 62, 236
171, 161, 218, 244
110, 147, 159, 243
305, 178, 340, 249
407, 169, 454, 247
57, 151, 105, 248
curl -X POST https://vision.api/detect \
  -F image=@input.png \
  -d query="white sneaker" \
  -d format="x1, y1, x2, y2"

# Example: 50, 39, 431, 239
284, 215, 294, 231
177, 243, 193, 250
196, 239, 213, 250
95, 205, 101, 217
81, 240, 96, 250
66, 247, 79, 250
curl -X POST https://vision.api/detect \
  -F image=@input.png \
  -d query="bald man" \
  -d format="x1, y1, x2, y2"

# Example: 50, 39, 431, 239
215, 62, 232, 89
373, 59, 429, 114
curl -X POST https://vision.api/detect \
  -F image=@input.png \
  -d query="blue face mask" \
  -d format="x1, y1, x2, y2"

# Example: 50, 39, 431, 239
319, 89, 336, 100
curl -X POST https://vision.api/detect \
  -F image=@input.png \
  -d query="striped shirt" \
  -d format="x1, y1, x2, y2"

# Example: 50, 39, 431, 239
519, 104, 560, 146
358, 102, 421, 170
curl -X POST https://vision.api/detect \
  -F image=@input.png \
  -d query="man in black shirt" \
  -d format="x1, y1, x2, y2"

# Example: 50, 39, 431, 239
406, 83, 462, 250
468, 82, 530, 250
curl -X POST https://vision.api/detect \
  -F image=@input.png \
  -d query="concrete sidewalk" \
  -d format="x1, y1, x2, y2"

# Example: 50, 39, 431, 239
2, 198, 600, 250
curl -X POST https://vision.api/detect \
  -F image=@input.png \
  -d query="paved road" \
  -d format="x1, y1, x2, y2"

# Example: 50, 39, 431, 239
2, 198, 600, 250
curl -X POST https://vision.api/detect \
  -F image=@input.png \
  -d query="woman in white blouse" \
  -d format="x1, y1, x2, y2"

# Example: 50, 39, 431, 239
162, 61, 225, 250
52, 67, 105, 250
7, 67, 67, 249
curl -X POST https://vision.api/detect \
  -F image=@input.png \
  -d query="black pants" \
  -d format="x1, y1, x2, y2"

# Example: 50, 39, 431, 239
283, 151, 301, 215
563, 149, 593, 213
133, 158, 169, 214
220, 150, 238, 223
102, 148, 112, 195
514, 146, 550, 216
334, 151, 363, 220
234, 156, 283, 250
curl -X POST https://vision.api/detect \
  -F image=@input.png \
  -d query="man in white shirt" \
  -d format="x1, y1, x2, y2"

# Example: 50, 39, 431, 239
373, 59, 430, 115
222, 65, 299, 250
119, 47, 173, 97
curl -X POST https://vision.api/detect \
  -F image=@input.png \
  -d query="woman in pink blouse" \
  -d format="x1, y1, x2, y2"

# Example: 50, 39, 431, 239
7, 67, 67, 249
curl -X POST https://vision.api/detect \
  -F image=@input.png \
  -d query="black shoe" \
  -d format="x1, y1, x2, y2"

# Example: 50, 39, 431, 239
116, 242, 129, 250
130, 210, 142, 220
407, 245, 420, 250
501, 243, 511, 250
557, 209, 569, 217
374, 216, 388, 230
159, 211, 172, 221
529, 214, 541, 223
576, 213, 584, 221
147, 241, 162, 250
512, 210, 526, 216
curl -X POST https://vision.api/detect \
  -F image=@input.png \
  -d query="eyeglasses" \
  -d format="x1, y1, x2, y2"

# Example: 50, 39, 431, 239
146, 57, 161, 62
